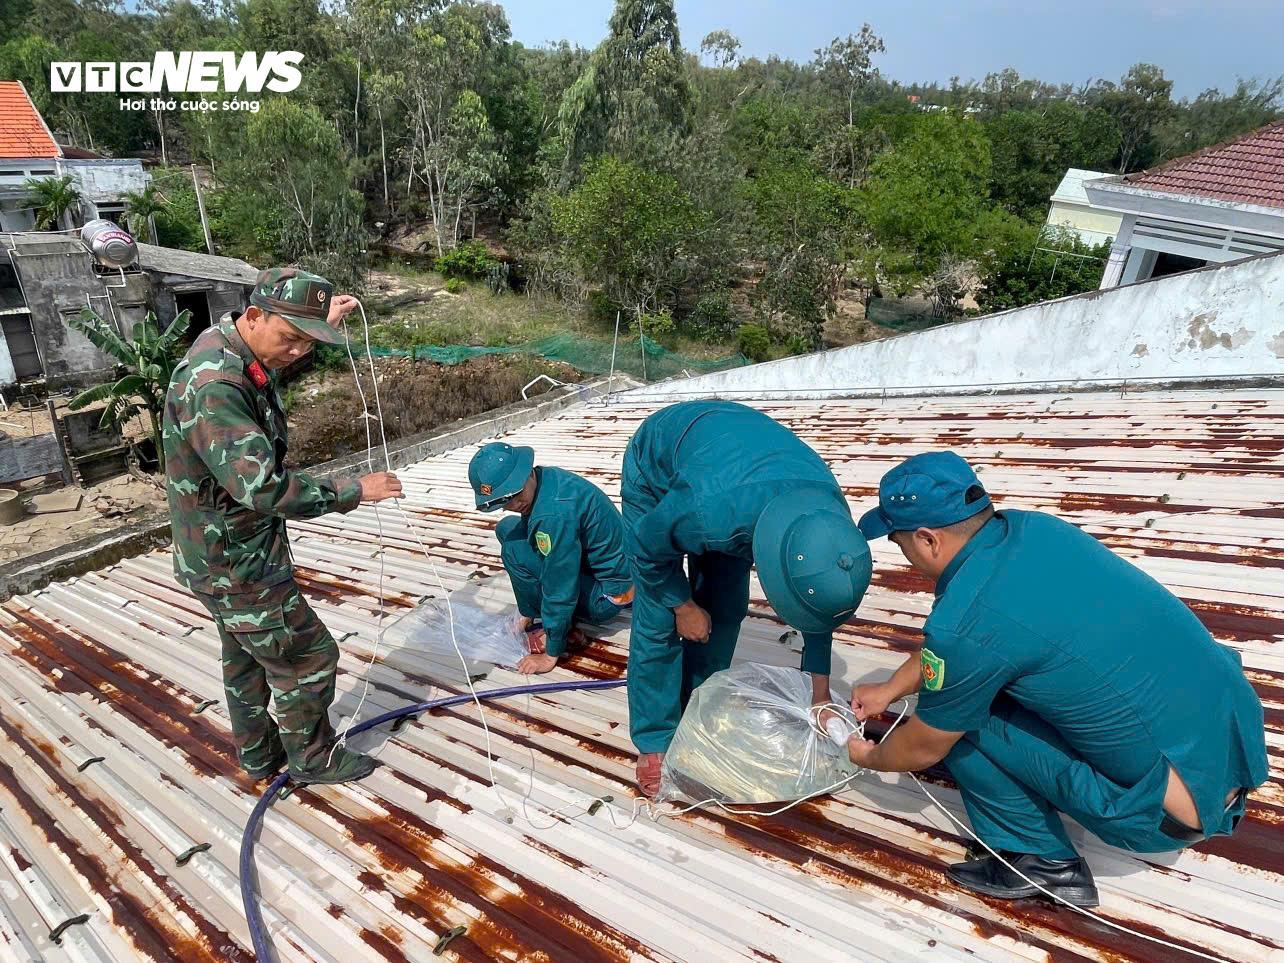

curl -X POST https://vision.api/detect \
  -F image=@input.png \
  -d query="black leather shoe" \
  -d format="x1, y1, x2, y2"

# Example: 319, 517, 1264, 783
947, 851, 1099, 908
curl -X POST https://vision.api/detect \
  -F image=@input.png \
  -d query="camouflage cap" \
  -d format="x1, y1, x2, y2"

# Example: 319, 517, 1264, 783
249, 267, 346, 345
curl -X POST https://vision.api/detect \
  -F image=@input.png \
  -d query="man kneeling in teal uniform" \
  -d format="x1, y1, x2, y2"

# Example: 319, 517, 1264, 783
623, 401, 872, 796
849, 451, 1267, 907
469, 442, 634, 674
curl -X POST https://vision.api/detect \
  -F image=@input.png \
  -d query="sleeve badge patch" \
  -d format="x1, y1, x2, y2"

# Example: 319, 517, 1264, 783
535, 531, 553, 556
920, 648, 945, 691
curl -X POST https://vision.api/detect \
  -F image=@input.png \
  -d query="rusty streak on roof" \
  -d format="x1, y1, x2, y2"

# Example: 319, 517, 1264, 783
0, 388, 1281, 961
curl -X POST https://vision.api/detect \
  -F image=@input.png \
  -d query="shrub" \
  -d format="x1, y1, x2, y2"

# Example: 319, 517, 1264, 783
737, 323, 772, 363
436, 239, 499, 279
783, 334, 810, 356
684, 292, 738, 340
444, 277, 465, 294
586, 290, 621, 326
638, 309, 676, 339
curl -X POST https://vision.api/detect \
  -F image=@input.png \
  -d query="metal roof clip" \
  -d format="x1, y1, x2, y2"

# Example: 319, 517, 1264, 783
175, 842, 211, 866
48, 913, 92, 945
76, 756, 106, 773
192, 699, 219, 715
433, 924, 467, 955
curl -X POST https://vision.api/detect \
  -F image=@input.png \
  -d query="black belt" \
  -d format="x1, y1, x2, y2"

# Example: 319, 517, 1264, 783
1159, 788, 1247, 842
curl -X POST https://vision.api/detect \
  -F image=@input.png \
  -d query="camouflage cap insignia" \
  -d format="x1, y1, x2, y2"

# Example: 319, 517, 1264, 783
920, 647, 945, 691
535, 531, 552, 556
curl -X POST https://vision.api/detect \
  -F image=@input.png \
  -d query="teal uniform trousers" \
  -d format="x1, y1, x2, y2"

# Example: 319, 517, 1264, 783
494, 466, 632, 657
917, 511, 1266, 858
621, 401, 848, 755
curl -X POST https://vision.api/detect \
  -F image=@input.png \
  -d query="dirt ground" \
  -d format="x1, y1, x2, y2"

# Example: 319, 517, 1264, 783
286, 354, 582, 467
0, 473, 166, 563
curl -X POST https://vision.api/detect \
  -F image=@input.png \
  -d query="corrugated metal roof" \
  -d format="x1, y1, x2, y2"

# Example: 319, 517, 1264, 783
134, 242, 258, 285
0, 388, 1281, 962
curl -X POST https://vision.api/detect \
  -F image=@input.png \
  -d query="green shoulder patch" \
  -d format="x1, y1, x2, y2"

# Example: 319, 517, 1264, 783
534, 531, 553, 556
920, 648, 945, 691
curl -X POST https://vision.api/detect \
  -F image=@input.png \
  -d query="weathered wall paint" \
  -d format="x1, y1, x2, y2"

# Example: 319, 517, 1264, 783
627, 252, 1284, 401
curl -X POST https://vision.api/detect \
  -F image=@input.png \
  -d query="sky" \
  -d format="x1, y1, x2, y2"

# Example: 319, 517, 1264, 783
500, 0, 1284, 99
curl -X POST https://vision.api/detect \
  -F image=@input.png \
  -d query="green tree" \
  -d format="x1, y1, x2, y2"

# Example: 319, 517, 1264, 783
699, 29, 741, 68
976, 223, 1109, 313
24, 175, 81, 230
120, 183, 168, 243
985, 103, 1121, 218
557, 0, 692, 174
1092, 63, 1176, 172
550, 156, 707, 319
745, 163, 857, 348
811, 26, 885, 187
1154, 78, 1284, 161
860, 112, 992, 290
214, 99, 365, 288
68, 308, 192, 473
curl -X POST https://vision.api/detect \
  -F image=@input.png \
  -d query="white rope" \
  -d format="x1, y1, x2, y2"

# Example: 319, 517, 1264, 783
327, 303, 1232, 961
326, 299, 391, 766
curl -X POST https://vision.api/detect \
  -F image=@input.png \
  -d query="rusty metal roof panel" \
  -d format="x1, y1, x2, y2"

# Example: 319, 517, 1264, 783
0, 387, 1282, 961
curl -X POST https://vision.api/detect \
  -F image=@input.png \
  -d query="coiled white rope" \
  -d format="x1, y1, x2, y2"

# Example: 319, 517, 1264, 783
327, 299, 1231, 962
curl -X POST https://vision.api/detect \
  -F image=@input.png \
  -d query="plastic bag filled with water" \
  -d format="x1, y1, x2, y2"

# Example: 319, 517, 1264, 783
657, 662, 861, 805
383, 598, 528, 669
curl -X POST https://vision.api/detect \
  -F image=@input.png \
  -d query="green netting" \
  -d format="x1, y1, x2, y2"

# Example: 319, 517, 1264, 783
865, 297, 952, 333
364, 333, 748, 382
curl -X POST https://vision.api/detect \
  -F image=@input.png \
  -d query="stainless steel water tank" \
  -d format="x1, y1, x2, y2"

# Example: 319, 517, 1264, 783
80, 219, 137, 269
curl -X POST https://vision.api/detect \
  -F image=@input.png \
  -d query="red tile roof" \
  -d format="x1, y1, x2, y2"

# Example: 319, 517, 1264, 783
0, 81, 60, 160
1125, 118, 1284, 209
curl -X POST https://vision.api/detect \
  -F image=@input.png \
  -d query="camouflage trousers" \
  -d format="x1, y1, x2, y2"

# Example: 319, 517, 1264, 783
196, 580, 339, 777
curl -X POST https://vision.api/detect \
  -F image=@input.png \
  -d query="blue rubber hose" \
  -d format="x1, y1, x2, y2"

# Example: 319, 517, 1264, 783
238, 677, 628, 961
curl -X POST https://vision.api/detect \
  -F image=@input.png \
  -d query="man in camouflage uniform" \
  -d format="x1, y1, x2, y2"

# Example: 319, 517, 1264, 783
163, 267, 402, 785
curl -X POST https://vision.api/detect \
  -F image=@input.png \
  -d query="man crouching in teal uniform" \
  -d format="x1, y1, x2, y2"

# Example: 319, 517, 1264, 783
623, 401, 872, 797
848, 451, 1267, 907
469, 442, 634, 674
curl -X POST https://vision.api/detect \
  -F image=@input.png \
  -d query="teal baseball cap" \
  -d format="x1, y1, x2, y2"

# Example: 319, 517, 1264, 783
858, 451, 991, 539
754, 488, 872, 634
468, 442, 534, 511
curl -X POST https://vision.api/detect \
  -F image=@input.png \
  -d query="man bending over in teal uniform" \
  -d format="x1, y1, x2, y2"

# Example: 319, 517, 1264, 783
622, 401, 873, 797
469, 442, 634, 674
849, 451, 1266, 907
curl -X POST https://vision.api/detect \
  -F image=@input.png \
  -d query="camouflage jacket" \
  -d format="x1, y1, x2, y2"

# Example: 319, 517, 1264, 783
162, 318, 362, 596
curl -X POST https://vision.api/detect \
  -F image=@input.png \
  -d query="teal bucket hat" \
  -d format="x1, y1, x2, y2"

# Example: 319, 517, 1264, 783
753, 488, 872, 634
468, 442, 534, 511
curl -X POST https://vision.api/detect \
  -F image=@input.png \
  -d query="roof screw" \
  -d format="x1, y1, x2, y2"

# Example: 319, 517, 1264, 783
1145, 518, 1155, 528
1159, 494, 1171, 504
1177, 471, 1186, 480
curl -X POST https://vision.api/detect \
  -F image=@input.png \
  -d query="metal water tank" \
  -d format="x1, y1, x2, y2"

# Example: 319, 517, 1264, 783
80, 219, 137, 269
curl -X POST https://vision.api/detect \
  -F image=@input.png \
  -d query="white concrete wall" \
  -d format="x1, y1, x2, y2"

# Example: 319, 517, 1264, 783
58, 159, 147, 202
626, 252, 1284, 401
0, 333, 14, 385
1044, 200, 1121, 246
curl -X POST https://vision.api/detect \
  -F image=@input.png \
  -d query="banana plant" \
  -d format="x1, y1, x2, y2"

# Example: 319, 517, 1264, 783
67, 307, 192, 473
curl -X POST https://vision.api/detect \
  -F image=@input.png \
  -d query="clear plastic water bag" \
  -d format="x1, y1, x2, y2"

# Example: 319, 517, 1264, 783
383, 598, 528, 669
657, 662, 862, 805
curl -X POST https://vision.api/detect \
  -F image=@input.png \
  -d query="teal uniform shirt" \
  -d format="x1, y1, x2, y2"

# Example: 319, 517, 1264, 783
920, 510, 1266, 854
622, 401, 851, 753
500, 466, 631, 657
